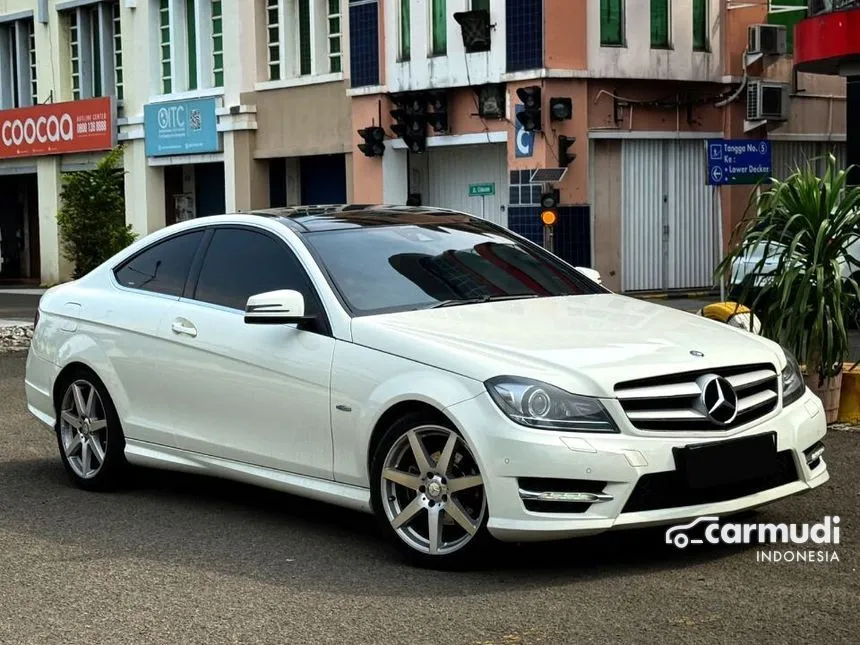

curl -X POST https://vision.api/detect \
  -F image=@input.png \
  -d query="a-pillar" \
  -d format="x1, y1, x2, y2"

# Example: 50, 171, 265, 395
847, 76, 860, 186
123, 139, 165, 236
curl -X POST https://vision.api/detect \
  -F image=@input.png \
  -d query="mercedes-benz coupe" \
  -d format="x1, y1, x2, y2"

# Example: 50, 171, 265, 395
25, 206, 829, 567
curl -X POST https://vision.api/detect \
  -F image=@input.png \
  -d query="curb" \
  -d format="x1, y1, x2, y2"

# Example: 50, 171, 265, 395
837, 365, 860, 424
635, 290, 719, 301
0, 323, 34, 353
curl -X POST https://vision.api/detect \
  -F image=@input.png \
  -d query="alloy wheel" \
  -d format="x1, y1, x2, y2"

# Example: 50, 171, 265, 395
380, 425, 486, 556
59, 379, 109, 480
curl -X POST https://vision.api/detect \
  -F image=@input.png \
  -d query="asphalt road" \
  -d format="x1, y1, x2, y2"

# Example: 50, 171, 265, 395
0, 352, 857, 644
0, 291, 40, 323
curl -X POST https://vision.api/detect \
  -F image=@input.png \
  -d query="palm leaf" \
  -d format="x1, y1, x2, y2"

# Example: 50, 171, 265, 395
715, 154, 860, 381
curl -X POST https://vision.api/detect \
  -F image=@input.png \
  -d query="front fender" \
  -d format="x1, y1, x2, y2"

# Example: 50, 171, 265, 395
330, 340, 484, 487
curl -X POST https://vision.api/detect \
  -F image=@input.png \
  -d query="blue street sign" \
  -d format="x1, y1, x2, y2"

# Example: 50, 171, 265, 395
514, 104, 535, 158
144, 97, 220, 157
706, 139, 772, 185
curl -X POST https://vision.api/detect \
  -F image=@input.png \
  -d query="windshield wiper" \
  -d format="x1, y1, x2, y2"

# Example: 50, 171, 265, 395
429, 294, 540, 309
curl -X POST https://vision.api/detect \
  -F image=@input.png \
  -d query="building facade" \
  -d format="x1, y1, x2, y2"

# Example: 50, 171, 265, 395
347, 0, 846, 293
0, 0, 354, 286
0, 1, 846, 290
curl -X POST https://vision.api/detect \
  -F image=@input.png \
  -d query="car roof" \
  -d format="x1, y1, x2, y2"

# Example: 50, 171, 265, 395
248, 204, 481, 232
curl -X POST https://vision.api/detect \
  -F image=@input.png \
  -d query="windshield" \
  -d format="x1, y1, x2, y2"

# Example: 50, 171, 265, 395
303, 221, 604, 315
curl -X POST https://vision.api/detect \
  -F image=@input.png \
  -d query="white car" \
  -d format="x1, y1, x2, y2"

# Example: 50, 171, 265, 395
730, 236, 860, 289
25, 206, 829, 568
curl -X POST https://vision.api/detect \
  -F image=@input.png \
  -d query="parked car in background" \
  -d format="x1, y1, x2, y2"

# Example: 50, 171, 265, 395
25, 205, 829, 568
729, 227, 860, 290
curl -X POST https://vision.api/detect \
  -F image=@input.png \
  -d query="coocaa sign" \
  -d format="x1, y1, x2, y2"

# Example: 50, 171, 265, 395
0, 97, 115, 159
1, 114, 74, 147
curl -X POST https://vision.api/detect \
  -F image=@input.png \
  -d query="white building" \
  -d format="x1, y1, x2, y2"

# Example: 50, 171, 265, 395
0, 0, 353, 286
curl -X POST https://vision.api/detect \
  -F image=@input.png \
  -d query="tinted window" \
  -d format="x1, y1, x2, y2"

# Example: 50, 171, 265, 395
114, 230, 204, 297
194, 228, 318, 312
303, 222, 602, 315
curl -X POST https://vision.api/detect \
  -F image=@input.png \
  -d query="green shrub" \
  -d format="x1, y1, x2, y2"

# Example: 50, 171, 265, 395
57, 146, 137, 279
716, 154, 860, 383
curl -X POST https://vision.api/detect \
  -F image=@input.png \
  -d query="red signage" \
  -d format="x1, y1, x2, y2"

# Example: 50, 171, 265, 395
0, 97, 116, 159
795, 7, 860, 75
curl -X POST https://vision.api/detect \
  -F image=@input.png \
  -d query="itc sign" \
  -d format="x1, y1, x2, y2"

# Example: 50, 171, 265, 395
0, 97, 116, 159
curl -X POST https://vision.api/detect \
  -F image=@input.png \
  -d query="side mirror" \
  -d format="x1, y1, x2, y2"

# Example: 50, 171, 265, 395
575, 267, 602, 285
244, 289, 315, 325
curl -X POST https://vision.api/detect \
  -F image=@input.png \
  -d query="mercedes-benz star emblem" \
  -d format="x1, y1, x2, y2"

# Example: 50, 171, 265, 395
696, 375, 739, 426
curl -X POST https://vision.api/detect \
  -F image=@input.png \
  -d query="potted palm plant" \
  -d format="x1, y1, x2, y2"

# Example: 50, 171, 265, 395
716, 153, 860, 423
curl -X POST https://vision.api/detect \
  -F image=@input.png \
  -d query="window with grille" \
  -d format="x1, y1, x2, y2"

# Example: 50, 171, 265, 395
266, 0, 343, 81
28, 22, 37, 104
212, 0, 223, 86
66, 1, 123, 100
159, 0, 172, 93
267, 0, 280, 80
327, 0, 341, 73
112, 2, 123, 99
154, 0, 224, 94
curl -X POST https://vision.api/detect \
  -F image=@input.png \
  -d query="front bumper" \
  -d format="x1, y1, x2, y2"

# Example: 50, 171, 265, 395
446, 388, 829, 543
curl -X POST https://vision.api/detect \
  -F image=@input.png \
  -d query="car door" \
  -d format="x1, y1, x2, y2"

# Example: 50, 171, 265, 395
157, 225, 336, 480
108, 228, 207, 445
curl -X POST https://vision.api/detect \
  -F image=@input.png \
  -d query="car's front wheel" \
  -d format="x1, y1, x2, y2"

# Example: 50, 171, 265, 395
370, 414, 490, 569
55, 369, 127, 492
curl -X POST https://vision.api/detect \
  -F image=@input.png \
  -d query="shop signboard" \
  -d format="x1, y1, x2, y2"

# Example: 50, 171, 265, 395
144, 97, 220, 157
0, 97, 116, 159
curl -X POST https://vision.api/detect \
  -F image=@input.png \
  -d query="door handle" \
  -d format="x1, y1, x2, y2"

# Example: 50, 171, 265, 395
171, 318, 198, 338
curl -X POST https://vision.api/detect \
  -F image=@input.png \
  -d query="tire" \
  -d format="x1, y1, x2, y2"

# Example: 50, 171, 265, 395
369, 412, 492, 570
54, 367, 128, 492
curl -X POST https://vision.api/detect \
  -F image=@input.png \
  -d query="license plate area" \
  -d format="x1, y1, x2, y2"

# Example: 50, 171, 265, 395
673, 432, 778, 490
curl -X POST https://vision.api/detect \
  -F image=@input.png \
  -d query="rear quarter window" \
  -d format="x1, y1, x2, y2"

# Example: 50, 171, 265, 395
113, 230, 205, 297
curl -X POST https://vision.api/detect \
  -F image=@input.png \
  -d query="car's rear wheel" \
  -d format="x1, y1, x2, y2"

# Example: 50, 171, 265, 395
55, 369, 127, 492
370, 414, 490, 569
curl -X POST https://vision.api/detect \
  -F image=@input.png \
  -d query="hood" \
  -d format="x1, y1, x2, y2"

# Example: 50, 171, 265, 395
350, 294, 785, 398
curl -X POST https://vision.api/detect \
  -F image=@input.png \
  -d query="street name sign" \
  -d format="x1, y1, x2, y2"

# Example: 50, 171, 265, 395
469, 183, 496, 197
706, 139, 772, 185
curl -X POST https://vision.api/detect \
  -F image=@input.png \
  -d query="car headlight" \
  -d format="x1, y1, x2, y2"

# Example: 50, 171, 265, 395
781, 348, 805, 408
485, 376, 619, 432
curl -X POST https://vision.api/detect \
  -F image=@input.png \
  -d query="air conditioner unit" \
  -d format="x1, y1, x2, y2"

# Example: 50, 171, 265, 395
748, 24, 787, 56
747, 80, 790, 122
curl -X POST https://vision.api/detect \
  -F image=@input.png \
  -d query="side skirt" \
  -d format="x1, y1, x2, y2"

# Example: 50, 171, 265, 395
124, 439, 373, 514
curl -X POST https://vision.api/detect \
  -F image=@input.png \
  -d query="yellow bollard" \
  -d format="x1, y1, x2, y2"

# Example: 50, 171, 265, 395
837, 362, 860, 423
696, 302, 762, 334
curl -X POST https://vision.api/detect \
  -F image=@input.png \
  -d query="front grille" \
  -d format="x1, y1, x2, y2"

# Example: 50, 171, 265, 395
615, 363, 779, 431
622, 449, 798, 513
